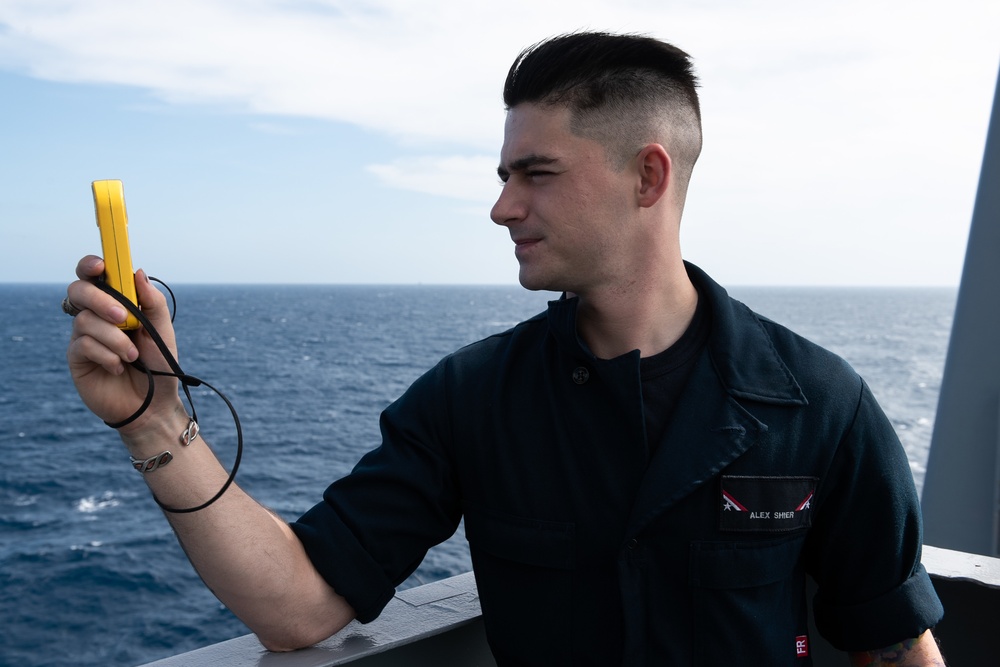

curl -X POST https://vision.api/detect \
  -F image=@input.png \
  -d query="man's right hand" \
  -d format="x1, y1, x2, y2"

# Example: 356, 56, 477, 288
65, 255, 185, 434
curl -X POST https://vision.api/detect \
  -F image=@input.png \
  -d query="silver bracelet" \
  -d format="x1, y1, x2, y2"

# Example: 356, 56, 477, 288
128, 418, 197, 473
130, 451, 173, 473
180, 418, 200, 446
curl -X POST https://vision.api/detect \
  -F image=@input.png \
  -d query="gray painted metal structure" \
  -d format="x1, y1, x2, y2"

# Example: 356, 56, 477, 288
922, 63, 1000, 557
140, 549, 1000, 666
140, 573, 496, 667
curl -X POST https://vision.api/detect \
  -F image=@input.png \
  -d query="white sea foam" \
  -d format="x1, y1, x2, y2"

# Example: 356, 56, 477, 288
13, 495, 38, 507
76, 491, 121, 513
70, 541, 104, 550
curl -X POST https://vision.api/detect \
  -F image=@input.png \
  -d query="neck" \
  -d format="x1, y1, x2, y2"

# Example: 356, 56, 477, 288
574, 261, 698, 360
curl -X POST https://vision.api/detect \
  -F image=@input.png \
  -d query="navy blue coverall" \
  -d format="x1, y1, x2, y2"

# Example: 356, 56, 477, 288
292, 263, 943, 666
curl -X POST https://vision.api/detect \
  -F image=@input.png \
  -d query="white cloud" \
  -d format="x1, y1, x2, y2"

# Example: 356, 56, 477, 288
2, 1, 996, 158
0, 0, 586, 148
366, 155, 498, 203
1, 0, 998, 284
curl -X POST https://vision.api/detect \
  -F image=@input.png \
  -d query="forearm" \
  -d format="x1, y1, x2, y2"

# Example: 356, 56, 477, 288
848, 630, 945, 666
67, 260, 355, 650
123, 409, 355, 651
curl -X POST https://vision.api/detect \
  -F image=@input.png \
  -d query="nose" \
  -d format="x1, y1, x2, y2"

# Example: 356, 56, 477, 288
490, 180, 525, 228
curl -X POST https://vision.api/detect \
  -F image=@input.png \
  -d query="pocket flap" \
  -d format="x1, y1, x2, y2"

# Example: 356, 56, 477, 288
690, 535, 805, 589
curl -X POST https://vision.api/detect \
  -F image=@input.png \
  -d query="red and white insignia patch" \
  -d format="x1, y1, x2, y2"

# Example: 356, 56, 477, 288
719, 476, 818, 532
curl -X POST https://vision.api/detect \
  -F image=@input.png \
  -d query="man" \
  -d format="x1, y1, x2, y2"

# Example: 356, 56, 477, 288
65, 32, 945, 665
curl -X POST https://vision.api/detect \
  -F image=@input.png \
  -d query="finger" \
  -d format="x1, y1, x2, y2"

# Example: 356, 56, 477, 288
70, 309, 139, 366
67, 279, 129, 326
68, 332, 129, 377
75, 255, 105, 281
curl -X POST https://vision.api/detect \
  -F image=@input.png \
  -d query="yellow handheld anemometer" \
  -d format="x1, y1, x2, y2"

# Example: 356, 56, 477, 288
92, 179, 140, 330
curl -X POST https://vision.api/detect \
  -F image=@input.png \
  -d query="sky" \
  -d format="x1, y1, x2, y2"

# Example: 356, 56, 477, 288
1, 0, 997, 286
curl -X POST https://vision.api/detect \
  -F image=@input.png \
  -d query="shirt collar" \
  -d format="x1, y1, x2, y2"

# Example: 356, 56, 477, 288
542, 262, 807, 406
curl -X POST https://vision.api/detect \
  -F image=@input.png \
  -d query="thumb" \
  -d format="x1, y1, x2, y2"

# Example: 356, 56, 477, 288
133, 269, 178, 350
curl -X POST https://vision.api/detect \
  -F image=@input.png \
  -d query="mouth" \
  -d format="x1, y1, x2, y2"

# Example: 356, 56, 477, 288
513, 237, 541, 258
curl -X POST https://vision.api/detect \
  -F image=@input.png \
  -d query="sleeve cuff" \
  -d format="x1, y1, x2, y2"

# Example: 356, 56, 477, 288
813, 563, 944, 651
291, 500, 397, 624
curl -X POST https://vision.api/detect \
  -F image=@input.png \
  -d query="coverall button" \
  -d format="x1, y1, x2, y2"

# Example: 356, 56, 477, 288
572, 367, 590, 384
626, 538, 639, 550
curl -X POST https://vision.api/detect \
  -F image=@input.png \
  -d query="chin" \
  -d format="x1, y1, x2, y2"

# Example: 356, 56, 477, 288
517, 263, 569, 293
517, 271, 549, 292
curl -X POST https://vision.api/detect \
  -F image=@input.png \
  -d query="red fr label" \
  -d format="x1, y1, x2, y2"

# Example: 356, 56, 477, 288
796, 635, 809, 657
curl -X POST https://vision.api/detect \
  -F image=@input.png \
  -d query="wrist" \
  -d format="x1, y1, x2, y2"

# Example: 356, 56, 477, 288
118, 403, 192, 456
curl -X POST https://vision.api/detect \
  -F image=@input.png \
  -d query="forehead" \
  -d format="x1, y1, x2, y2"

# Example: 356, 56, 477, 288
500, 103, 603, 165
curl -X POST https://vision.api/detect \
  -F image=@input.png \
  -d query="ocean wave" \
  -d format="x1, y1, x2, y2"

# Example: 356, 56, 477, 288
2, 284, 953, 667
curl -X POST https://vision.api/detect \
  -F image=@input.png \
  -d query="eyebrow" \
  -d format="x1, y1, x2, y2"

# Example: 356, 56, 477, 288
497, 154, 559, 180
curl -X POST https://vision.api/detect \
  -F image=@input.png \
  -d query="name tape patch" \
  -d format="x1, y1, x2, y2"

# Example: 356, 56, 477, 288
720, 476, 817, 532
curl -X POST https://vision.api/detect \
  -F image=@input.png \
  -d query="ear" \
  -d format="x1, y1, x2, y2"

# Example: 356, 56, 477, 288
635, 143, 671, 208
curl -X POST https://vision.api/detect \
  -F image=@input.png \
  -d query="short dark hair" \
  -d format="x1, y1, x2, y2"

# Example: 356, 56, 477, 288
503, 32, 703, 195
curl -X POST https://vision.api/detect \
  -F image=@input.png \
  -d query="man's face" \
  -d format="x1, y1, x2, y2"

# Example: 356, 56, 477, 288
491, 103, 637, 294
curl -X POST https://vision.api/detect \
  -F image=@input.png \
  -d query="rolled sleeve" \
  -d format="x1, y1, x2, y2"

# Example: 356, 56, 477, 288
813, 562, 944, 651
289, 362, 463, 624
291, 501, 397, 624
808, 380, 944, 650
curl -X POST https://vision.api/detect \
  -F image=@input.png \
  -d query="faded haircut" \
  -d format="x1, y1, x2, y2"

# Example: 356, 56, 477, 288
503, 32, 703, 198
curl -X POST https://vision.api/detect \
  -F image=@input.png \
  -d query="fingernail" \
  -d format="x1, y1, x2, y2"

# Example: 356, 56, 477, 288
111, 306, 127, 323
126, 346, 139, 362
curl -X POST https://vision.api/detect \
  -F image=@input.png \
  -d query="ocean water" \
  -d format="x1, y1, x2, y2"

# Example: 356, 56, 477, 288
0, 283, 956, 667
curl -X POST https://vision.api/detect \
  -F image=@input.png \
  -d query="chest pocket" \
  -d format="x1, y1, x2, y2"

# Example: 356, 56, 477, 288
690, 534, 811, 666
464, 504, 576, 666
